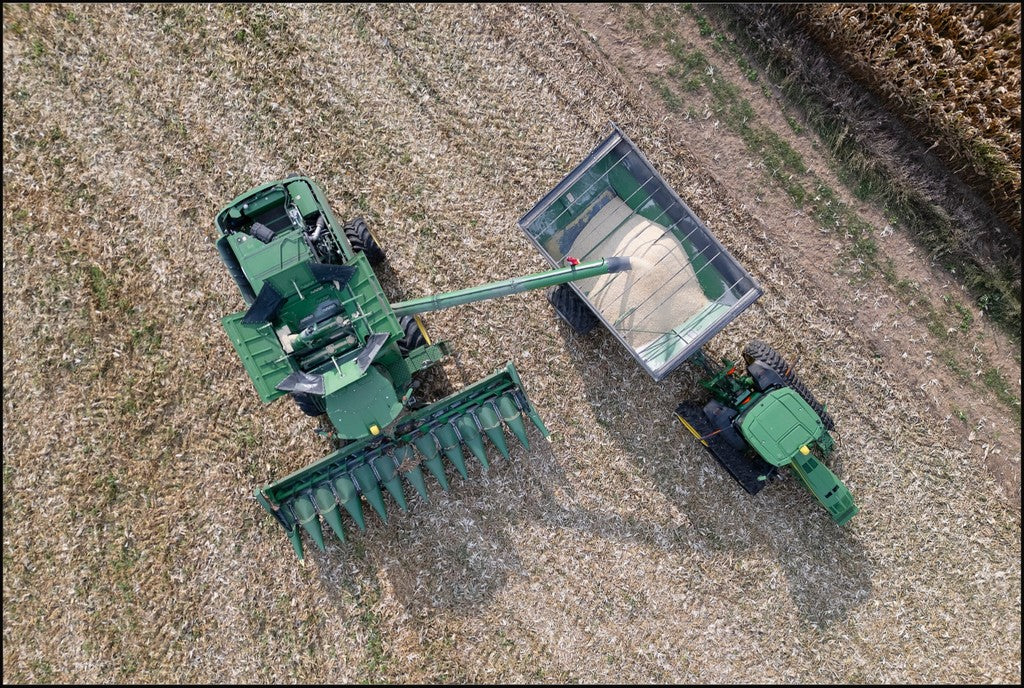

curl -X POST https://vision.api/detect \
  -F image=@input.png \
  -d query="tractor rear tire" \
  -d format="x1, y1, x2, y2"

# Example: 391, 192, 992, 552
547, 284, 600, 335
292, 392, 326, 417
742, 340, 835, 431
344, 217, 385, 266
398, 315, 427, 356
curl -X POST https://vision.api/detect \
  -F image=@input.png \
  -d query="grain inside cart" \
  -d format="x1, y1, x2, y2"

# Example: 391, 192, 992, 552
519, 123, 762, 380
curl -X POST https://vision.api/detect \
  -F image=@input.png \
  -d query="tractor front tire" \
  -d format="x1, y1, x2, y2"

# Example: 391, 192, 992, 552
343, 217, 386, 266
547, 284, 600, 335
292, 392, 326, 417
742, 340, 835, 431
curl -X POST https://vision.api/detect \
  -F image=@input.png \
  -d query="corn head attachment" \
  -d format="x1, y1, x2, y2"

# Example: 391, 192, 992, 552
213, 175, 630, 560
255, 362, 546, 562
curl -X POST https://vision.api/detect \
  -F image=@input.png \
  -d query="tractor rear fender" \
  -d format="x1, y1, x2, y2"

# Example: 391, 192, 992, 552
702, 399, 747, 450
746, 360, 787, 393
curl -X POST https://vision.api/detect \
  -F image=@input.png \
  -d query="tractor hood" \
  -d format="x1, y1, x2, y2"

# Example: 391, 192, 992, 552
738, 388, 825, 466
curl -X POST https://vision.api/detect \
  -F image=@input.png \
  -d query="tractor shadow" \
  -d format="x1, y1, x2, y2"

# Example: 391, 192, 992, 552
537, 321, 876, 628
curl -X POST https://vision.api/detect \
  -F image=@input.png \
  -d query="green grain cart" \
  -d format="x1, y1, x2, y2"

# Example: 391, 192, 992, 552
214, 175, 630, 560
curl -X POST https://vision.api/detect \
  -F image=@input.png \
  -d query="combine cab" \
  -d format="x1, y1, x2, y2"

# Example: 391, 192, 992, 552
214, 175, 631, 560
519, 123, 858, 524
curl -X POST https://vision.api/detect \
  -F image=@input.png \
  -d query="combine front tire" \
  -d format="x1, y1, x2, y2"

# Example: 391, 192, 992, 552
344, 217, 386, 266
398, 315, 427, 356
742, 340, 835, 431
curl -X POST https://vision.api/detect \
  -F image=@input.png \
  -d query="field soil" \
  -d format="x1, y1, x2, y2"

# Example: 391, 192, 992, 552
3, 4, 1020, 684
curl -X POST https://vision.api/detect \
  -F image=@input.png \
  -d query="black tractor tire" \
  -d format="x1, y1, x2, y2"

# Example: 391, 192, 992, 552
547, 284, 600, 335
398, 315, 427, 356
343, 217, 386, 266
742, 340, 835, 431
292, 391, 326, 417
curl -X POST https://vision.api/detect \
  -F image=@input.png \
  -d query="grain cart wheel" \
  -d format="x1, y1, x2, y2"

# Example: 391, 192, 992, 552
547, 284, 600, 335
292, 392, 326, 417
343, 217, 386, 266
398, 315, 428, 356
742, 340, 835, 431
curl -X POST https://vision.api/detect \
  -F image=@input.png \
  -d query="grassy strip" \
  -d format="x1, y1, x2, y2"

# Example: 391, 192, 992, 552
624, 3, 1020, 425
787, 4, 1021, 233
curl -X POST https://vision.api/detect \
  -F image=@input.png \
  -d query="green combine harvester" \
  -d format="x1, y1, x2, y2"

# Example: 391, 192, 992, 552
213, 124, 857, 561
214, 174, 631, 561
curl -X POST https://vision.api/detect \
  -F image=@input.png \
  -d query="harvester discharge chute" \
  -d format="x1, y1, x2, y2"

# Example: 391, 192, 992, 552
213, 175, 631, 560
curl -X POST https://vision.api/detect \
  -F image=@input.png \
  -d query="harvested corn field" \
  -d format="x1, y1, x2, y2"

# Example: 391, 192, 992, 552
3, 3, 1021, 684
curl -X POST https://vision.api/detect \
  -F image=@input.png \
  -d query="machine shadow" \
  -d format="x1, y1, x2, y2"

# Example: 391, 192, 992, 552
313, 319, 872, 629
540, 320, 875, 628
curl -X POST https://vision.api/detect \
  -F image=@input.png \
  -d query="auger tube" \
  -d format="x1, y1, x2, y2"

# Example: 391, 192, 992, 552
390, 257, 631, 318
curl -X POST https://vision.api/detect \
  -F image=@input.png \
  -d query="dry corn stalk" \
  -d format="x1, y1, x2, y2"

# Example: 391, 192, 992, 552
789, 3, 1021, 231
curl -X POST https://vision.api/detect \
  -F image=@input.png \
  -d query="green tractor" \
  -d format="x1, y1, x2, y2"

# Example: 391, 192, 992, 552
675, 344, 858, 525
214, 174, 631, 561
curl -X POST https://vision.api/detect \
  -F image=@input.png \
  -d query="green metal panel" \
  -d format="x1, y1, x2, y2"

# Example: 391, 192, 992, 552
325, 365, 404, 439
339, 253, 404, 344
228, 232, 313, 297
788, 453, 860, 525
738, 388, 824, 466
221, 312, 294, 403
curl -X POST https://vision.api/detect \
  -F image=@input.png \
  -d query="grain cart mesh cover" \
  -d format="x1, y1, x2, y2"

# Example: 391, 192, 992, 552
518, 123, 762, 380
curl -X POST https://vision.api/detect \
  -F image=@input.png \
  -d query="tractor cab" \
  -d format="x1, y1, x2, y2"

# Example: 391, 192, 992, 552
737, 387, 826, 467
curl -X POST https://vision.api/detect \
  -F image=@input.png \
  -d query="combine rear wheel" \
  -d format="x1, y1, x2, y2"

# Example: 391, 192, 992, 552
547, 284, 600, 335
343, 217, 385, 265
742, 340, 835, 431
